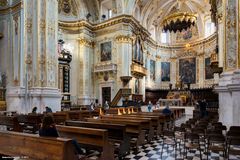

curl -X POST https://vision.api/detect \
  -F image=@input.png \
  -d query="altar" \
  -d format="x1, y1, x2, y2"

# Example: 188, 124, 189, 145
158, 98, 182, 106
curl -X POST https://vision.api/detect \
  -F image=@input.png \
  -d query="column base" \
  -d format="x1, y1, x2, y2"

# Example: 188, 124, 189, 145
215, 70, 240, 128
6, 87, 61, 114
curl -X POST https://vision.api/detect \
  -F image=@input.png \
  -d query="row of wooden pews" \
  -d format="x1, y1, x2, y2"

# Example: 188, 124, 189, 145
0, 107, 185, 160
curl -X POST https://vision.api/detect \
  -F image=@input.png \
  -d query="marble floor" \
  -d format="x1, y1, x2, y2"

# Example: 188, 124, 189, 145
88, 109, 240, 160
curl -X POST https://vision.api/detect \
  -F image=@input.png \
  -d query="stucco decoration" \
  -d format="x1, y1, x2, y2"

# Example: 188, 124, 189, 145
0, 0, 8, 7
225, 0, 237, 70
58, 0, 77, 16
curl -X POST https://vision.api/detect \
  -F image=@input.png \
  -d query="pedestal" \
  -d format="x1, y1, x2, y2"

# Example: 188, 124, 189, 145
215, 70, 240, 128
6, 87, 62, 114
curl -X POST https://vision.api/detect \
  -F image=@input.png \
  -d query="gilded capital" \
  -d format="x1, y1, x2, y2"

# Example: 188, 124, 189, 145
115, 35, 133, 43
78, 38, 95, 48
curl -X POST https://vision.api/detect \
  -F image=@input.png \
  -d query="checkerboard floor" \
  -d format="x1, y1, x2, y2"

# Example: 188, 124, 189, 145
86, 115, 240, 160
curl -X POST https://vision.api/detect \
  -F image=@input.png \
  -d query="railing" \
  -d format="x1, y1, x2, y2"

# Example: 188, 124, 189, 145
111, 88, 131, 106
94, 63, 117, 73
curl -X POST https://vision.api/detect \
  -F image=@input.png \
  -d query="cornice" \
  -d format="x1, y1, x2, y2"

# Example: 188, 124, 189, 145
59, 15, 216, 50
0, 1, 22, 15
59, 14, 150, 38
115, 35, 133, 43
78, 38, 95, 48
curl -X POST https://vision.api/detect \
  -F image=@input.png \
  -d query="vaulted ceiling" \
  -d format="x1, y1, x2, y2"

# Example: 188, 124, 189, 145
134, 0, 211, 35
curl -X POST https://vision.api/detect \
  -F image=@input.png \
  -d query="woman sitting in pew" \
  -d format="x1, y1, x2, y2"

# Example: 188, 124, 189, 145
39, 114, 86, 160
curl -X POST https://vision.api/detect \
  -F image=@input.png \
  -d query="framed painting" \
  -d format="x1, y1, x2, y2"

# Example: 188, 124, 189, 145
133, 36, 143, 63
100, 41, 112, 61
179, 58, 196, 84
161, 62, 170, 81
205, 57, 214, 79
150, 60, 155, 80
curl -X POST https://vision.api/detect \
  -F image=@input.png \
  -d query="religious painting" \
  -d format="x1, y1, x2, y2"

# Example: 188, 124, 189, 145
205, 57, 214, 79
161, 62, 170, 82
133, 36, 143, 63
135, 79, 139, 94
179, 58, 196, 84
150, 60, 155, 80
100, 41, 112, 62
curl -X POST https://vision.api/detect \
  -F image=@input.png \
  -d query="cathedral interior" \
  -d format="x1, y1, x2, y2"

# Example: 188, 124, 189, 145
0, 0, 240, 160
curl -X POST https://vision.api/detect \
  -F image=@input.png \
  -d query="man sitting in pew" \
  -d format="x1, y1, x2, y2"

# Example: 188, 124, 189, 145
39, 114, 86, 160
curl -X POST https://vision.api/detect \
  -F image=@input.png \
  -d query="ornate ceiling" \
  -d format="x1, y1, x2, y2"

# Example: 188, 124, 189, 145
135, 0, 211, 36
58, 0, 211, 38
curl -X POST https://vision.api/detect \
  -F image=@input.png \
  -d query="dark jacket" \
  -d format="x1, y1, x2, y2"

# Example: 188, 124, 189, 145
39, 126, 59, 137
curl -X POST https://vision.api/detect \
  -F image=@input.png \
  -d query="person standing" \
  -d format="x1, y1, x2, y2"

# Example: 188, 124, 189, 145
199, 99, 207, 118
147, 101, 153, 112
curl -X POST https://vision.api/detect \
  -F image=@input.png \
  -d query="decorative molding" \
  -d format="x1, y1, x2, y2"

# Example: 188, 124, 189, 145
78, 38, 95, 48
59, 14, 150, 38
13, 14, 18, 35
115, 35, 133, 43
0, 0, 8, 7
26, 18, 32, 33
0, 1, 22, 15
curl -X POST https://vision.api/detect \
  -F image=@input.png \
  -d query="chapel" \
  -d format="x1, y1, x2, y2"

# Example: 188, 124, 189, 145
0, 0, 239, 159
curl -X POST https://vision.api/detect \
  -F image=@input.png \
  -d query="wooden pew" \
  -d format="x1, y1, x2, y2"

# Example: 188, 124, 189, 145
0, 130, 78, 160
0, 115, 22, 132
56, 125, 115, 160
65, 120, 130, 157
52, 112, 69, 124
119, 114, 161, 136
101, 114, 154, 142
86, 118, 146, 149
17, 114, 43, 133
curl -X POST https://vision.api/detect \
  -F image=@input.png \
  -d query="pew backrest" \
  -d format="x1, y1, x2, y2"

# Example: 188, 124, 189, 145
0, 130, 77, 160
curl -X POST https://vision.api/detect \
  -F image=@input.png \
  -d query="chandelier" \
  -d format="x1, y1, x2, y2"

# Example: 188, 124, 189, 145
162, 12, 197, 33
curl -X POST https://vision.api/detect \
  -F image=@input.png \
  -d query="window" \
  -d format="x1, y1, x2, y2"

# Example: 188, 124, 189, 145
108, 9, 112, 19
205, 19, 215, 37
161, 32, 170, 43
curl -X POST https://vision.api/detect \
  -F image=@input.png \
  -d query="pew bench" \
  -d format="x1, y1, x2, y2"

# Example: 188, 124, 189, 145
101, 115, 154, 142
86, 118, 146, 149
0, 130, 78, 160
0, 115, 22, 132
65, 120, 130, 157
56, 125, 115, 160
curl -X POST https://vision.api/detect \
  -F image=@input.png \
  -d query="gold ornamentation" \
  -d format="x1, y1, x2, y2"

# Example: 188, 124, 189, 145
78, 38, 95, 48
162, 12, 197, 32
13, 14, 18, 35
0, 33, 3, 38
115, 35, 132, 43
40, 19, 46, 32
58, 0, 77, 16
0, 0, 8, 7
0, 1, 21, 14
25, 54, 32, 64
26, 18, 32, 33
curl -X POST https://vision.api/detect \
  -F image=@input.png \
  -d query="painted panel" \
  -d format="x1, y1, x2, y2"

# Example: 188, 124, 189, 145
161, 62, 170, 82
179, 58, 196, 84
205, 57, 214, 79
150, 60, 155, 81
100, 41, 111, 62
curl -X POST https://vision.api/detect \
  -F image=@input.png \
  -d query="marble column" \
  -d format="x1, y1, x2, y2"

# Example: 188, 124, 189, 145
215, 0, 240, 128
77, 38, 94, 106
6, 0, 61, 113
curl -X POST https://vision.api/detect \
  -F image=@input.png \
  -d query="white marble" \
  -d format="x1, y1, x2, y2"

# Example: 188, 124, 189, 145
215, 70, 240, 128
6, 87, 61, 114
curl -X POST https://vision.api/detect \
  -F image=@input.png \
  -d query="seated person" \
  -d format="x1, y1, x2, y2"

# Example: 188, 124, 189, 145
31, 106, 37, 114
162, 105, 172, 115
39, 114, 85, 159
45, 106, 53, 113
